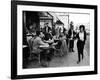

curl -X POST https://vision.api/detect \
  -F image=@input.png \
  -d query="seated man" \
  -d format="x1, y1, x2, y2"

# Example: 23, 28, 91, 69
32, 31, 48, 53
31, 31, 50, 67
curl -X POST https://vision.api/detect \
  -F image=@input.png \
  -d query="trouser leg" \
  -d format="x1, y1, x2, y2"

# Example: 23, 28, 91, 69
70, 40, 74, 51
77, 48, 81, 64
69, 40, 72, 51
72, 40, 74, 51
77, 41, 81, 62
81, 43, 84, 59
70, 40, 72, 51
69, 40, 71, 51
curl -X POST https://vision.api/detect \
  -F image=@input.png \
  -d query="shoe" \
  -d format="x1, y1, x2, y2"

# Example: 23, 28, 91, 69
82, 55, 84, 60
69, 49, 71, 52
77, 61, 80, 64
72, 49, 74, 52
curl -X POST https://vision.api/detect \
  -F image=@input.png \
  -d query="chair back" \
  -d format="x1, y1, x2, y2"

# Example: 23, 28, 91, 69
28, 37, 34, 53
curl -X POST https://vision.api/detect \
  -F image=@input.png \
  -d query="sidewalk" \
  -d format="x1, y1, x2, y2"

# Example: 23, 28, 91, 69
26, 35, 90, 68
49, 35, 90, 67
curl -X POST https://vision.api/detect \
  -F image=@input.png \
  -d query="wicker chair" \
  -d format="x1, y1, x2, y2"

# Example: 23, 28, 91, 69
27, 37, 41, 64
54, 39, 67, 57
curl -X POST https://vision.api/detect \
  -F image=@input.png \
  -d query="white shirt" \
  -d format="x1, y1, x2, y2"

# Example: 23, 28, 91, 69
79, 32, 84, 41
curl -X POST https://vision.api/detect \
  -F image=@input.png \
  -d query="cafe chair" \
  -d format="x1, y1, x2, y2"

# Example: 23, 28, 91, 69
54, 48, 63, 57
54, 40, 67, 57
27, 38, 41, 64
53, 44, 63, 57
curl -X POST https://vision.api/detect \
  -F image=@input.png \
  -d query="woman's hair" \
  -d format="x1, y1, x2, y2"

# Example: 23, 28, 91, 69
79, 25, 85, 31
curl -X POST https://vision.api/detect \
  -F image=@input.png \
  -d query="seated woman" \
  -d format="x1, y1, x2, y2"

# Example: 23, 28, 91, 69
52, 34, 68, 56
53, 33, 66, 49
55, 35, 62, 49
60, 32, 68, 54
51, 35, 63, 56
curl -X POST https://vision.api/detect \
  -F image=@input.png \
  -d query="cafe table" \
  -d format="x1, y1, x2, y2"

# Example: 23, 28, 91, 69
38, 44, 54, 63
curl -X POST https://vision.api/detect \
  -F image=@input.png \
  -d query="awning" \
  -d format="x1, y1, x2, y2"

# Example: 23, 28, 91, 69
55, 20, 64, 25
38, 12, 53, 19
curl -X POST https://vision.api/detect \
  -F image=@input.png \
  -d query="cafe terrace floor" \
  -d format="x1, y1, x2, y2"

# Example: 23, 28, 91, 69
23, 35, 90, 68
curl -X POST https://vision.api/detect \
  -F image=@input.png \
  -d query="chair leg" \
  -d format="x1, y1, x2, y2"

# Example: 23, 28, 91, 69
60, 50, 63, 56
54, 50, 61, 57
38, 54, 40, 64
28, 53, 32, 60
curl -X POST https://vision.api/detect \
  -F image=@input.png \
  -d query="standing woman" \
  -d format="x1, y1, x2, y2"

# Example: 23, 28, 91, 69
76, 25, 86, 64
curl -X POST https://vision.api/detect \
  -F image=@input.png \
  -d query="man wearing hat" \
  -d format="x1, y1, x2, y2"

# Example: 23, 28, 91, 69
68, 21, 76, 52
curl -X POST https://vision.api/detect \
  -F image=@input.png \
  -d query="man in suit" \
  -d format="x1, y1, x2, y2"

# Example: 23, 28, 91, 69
43, 23, 51, 34
68, 21, 76, 52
